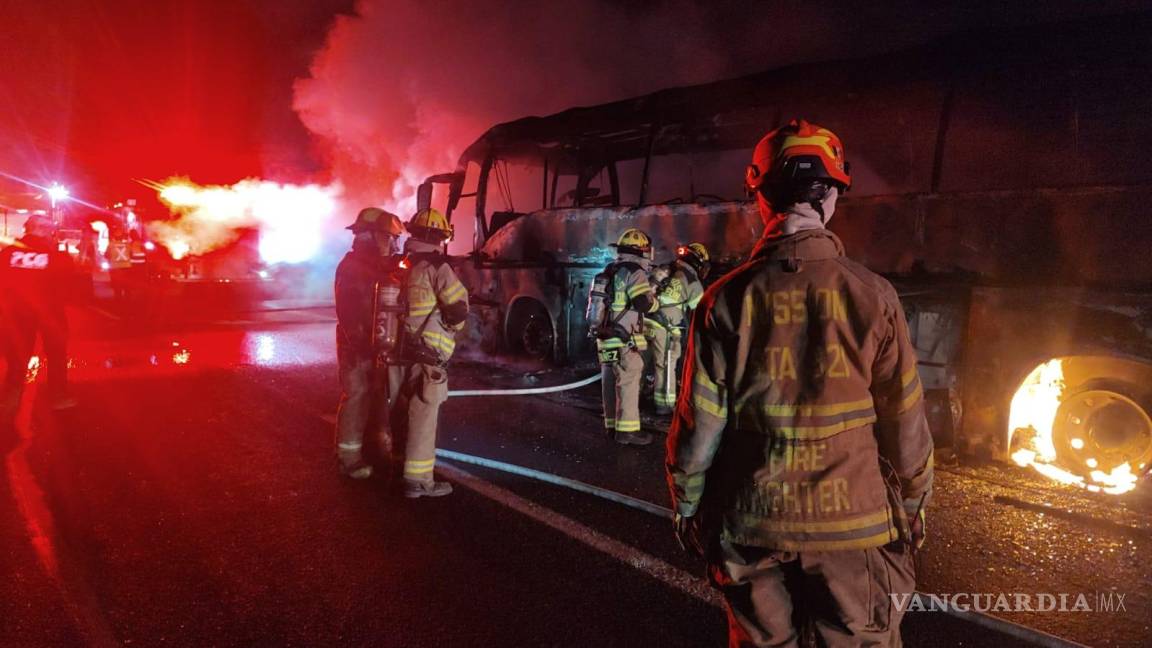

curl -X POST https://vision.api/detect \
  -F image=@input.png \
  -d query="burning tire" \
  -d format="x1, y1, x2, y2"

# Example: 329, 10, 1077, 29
1009, 357, 1152, 494
1053, 387, 1152, 482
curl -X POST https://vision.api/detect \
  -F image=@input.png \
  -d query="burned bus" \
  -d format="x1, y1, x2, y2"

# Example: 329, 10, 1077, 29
419, 14, 1152, 492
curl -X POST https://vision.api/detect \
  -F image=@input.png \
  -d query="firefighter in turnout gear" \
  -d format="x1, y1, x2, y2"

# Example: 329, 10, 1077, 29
387, 208, 468, 498
644, 242, 708, 415
334, 207, 405, 479
667, 120, 934, 647
592, 228, 659, 445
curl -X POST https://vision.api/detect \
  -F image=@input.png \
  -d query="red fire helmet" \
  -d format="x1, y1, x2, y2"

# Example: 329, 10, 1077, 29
745, 119, 851, 195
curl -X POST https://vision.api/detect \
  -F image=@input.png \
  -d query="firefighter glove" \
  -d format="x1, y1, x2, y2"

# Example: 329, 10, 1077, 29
441, 300, 468, 327
903, 496, 927, 552
673, 513, 704, 559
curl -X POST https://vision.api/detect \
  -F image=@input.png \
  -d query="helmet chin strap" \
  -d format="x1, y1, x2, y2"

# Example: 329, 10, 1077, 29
796, 182, 834, 223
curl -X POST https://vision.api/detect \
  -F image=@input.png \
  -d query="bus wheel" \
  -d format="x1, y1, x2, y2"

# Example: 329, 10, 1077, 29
506, 300, 554, 362
1053, 386, 1152, 483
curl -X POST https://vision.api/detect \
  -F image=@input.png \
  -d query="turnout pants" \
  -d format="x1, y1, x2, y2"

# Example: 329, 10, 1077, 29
1, 313, 29, 422
388, 363, 448, 483
335, 352, 391, 469
646, 326, 681, 411
601, 347, 643, 434
710, 540, 916, 648
1, 308, 69, 418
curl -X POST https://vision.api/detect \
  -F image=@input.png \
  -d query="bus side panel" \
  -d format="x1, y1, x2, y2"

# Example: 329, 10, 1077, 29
891, 286, 970, 449
480, 203, 764, 268
452, 260, 568, 358
836, 187, 1152, 286
472, 202, 764, 362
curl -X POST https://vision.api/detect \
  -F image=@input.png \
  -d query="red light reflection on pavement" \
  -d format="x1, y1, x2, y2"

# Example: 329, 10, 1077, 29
48, 326, 334, 383
5, 384, 61, 580
4, 384, 126, 644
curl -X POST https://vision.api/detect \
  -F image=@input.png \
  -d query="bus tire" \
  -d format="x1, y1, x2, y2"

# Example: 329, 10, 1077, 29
505, 299, 555, 363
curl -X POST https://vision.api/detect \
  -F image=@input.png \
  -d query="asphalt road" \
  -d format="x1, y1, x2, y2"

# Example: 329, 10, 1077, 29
1, 299, 1147, 646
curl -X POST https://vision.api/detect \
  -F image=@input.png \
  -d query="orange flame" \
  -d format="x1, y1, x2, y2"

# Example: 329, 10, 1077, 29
1008, 359, 1139, 495
151, 178, 342, 263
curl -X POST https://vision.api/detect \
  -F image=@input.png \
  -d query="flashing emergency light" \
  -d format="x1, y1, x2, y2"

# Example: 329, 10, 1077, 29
47, 183, 70, 206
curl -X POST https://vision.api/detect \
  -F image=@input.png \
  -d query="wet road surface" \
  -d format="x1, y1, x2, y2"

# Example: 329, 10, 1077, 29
1, 300, 1147, 646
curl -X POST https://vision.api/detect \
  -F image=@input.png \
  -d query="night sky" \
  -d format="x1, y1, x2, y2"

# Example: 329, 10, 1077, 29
2, 0, 1146, 211
0, 0, 351, 205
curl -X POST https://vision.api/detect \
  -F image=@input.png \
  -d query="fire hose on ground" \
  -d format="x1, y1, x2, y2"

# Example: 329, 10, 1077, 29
444, 371, 666, 518
446, 371, 601, 397
434, 370, 1086, 648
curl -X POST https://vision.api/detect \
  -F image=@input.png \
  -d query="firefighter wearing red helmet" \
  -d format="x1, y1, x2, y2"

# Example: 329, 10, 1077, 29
334, 207, 405, 479
667, 119, 934, 647
386, 208, 468, 498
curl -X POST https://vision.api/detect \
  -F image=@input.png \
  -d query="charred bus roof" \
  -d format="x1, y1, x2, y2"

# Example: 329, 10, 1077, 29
455, 11, 1152, 192
429, 12, 1152, 288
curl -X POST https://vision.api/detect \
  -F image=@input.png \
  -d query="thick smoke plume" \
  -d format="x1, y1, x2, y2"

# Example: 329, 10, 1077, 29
292, 0, 815, 247
294, 0, 1143, 251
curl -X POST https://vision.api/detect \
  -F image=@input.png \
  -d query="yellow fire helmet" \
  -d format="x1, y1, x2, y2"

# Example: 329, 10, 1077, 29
678, 242, 709, 263
407, 207, 454, 242
614, 228, 652, 255
347, 207, 404, 236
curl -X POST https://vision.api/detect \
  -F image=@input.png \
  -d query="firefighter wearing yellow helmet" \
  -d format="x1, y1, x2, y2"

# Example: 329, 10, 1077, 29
667, 120, 934, 646
643, 242, 709, 415
334, 207, 406, 479
385, 207, 468, 498
588, 228, 659, 445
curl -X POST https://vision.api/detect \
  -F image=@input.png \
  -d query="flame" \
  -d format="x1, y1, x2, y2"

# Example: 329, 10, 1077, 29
1008, 359, 1064, 464
1008, 359, 1139, 495
151, 178, 342, 264
168, 239, 191, 261
25, 356, 41, 383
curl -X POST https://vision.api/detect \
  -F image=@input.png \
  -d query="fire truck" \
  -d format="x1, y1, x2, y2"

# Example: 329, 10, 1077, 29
416, 14, 1152, 492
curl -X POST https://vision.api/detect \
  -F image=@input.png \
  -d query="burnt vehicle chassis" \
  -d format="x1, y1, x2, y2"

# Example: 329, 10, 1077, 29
417, 14, 1152, 485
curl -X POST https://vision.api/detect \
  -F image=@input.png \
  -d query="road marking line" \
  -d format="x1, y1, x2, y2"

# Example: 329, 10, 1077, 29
436, 462, 722, 609
437, 448, 670, 518
310, 389, 1089, 646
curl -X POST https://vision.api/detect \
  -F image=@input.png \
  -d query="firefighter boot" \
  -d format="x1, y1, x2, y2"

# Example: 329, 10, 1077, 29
615, 430, 653, 446
341, 461, 374, 480
404, 478, 453, 498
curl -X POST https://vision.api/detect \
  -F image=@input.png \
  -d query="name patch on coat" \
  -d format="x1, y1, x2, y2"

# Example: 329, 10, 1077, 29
9, 251, 49, 269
